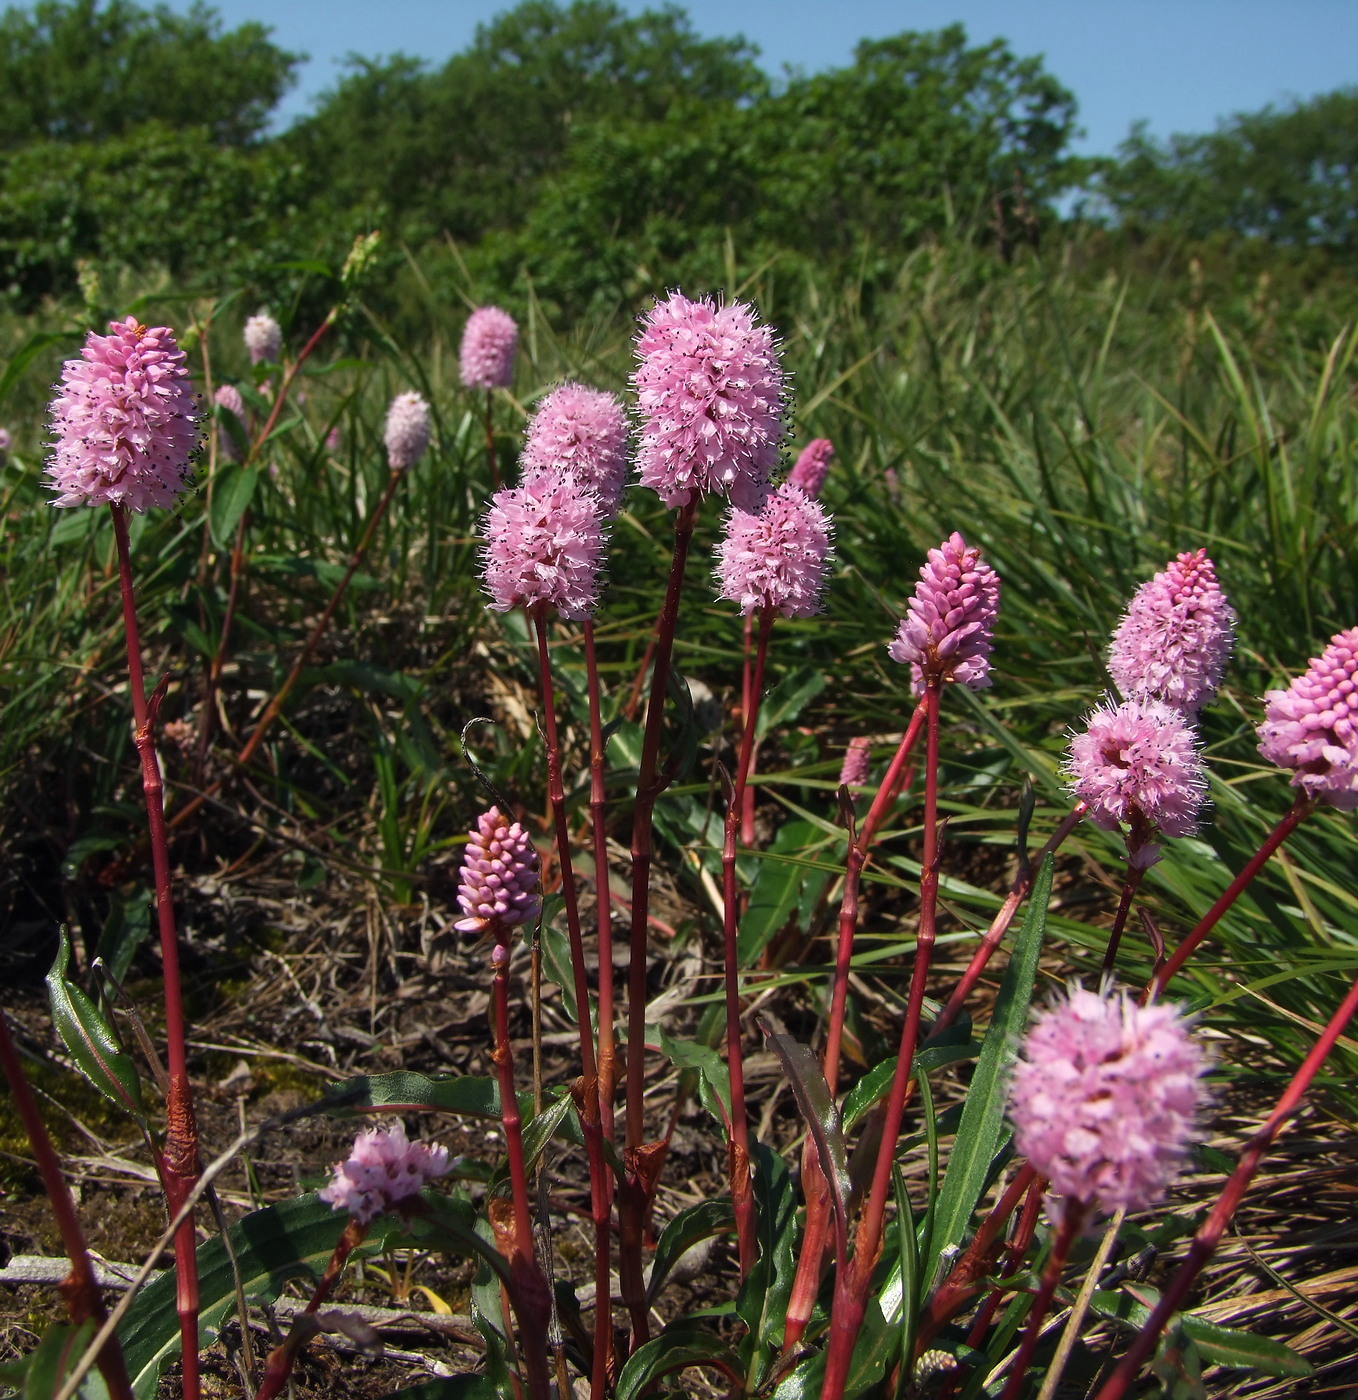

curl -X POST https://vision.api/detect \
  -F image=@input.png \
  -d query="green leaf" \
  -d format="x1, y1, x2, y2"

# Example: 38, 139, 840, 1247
646, 1198, 734, 1305
321, 1071, 503, 1117
208, 462, 259, 550
925, 854, 1052, 1285
755, 667, 827, 742
93, 887, 152, 984
840, 1041, 979, 1131
45, 926, 146, 1121
0, 1319, 108, 1399
119, 1192, 406, 1399
0, 330, 82, 411
653, 1024, 732, 1129
893, 1164, 920, 1400
736, 1144, 798, 1385
738, 821, 834, 965
383, 1380, 505, 1400
614, 1321, 742, 1400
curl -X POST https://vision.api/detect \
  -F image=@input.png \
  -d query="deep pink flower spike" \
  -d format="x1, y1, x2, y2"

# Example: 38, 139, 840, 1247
788, 437, 834, 498
453, 807, 543, 936
460, 307, 518, 390
714, 481, 832, 618
520, 382, 629, 517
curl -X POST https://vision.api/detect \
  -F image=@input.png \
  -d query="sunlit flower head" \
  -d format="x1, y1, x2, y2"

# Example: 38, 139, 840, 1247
319, 1122, 450, 1224
243, 312, 281, 365
460, 307, 518, 390
453, 807, 542, 936
714, 481, 831, 617
384, 391, 431, 472
520, 382, 629, 517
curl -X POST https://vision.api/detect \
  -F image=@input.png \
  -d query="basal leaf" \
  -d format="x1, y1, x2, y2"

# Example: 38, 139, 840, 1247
614, 1321, 742, 1400
646, 1198, 734, 1305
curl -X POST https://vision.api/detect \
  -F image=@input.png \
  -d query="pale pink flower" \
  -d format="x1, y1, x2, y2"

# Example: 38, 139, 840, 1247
243, 312, 281, 365
887, 532, 1000, 693
0, 427, 11, 455
839, 736, 872, 789
631, 291, 786, 511
319, 1122, 451, 1224
788, 437, 834, 498
384, 391, 431, 472
520, 383, 629, 517
460, 307, 518, 390
1257, 627, 1358, 810
454, 807, 542, 935
326, 426, 342, 453
480, 474, 606, 620
214, 384, 245, 463
1009, 986, 1206, 1221
714, 482, 831, 618
47, 317, 199, 512
1066, 697, 1207, 843
1108, 549, 1236, 714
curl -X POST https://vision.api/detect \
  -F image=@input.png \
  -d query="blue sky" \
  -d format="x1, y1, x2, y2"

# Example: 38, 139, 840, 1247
173, 0, 1358, 155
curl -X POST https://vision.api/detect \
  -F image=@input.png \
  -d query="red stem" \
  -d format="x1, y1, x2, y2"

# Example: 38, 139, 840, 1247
619, 496, 697, 1346
0, 1013, 134, 1400
1100, 862, 1146, 977
997, 1202, 1086, 1400
1095, 970, 1358, 1400
721, 606, 774, 1276
491, 937, 553, 1400
110, 503, 201, 1400
824, 679, 942, 1399
531, 608, 613, 1400
584, 620, 616, 1140
739, 611, 757, 846
1148, 793, 1313, 997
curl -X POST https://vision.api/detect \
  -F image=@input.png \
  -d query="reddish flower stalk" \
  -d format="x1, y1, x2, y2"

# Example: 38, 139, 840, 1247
739, 612, 758, 846
825, 679, 944, 1397
0, 1013, 134, 1400
722, 606, 775, 1276
1148, 793, 1313, 997
619, 494, 698, 1344
1094, 970, 1358, 1400
1101, 864, 1147, 975
584, 619, 617, 1138
782, 694, 927, 1353
997, 1203, 1088, 1400
110, 503, 201, 1400
531, 607, 615, 1398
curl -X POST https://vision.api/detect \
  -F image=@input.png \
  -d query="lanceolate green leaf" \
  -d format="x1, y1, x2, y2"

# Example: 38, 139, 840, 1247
614, 1322, 743, 1400
925, 854, 1052, 1286
736, 1144, 798, 1387
207, 461, 259, 550
646, 1198, 734, 1305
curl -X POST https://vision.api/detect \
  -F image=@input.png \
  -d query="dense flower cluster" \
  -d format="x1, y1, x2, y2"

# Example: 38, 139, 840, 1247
714, 482, 832, 617
243, 312, 281, 365
214, 384, 245, 463
319, 1123, 451, 1224
632, 291, 786, 510
47, 318, 199, 512
839, 735, 872, 789
454, 807, 542, 935
384, 392, 431, 472
888, 533, 1000, 693
481, 474, 606, 619
1066, 697, 1207, 846
1257, 626, 1358, 810
788, 437, 834, 498
460, 307, 519, 390
521, 383, 629, 516
1009, 986, 1206, 1221
1108, 549, 1236, 714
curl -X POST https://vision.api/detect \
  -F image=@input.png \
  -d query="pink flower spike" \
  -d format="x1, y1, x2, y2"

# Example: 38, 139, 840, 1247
1108, 549, 1236, 714
480, 474, 606, 620
839, 736, 872, 789
1009, 986, 1206, 1222
384, 391, 431, 472
520, 382, 629, 517
714, 481, 832, 618
631, 290, 787, 511
1256, 626, 1358, 810
453, 807, 542, 936
460, 307, 518, 390
1066, 696, 1208, 841
244, 312, 281, 365
46, 317, 200, 512
214, 384, 245, 463
788, 437, 834, 498
318, 1122, 451, 1224
887, 532, 1000, 693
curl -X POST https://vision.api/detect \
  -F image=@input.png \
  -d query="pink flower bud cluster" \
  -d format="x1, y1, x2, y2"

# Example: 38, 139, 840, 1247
714, 481, 832, 618
481, 473, 606, 619
888, 533, 1000, 694
454, 807, 542, 935
631, 291, 786, 511
460, 307, 518, 390
243, 312, 281, 365
1066, 697, 1207, 850
319, 1122, 451, 1224
1108, 549, 1236, 714
788, 437, 834, 498
839, 735, 872, 789
47, 317, 200, 512
1009, 986, 1206, 1222
520, 383, 629, 517
214, 384, 245, 463
384, 391, 431, 472
1256, 626, 1358, 810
